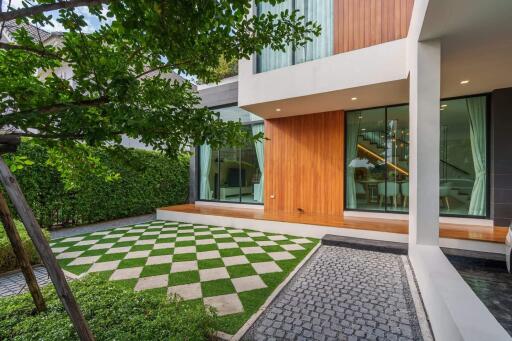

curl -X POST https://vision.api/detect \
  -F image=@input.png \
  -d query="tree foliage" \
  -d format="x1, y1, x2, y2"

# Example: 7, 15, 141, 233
0, 0, 320, 158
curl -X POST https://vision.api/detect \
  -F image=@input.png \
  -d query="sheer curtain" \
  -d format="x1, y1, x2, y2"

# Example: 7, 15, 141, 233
199, 144, 212, 200
346, 113, 360, 209
251, 122, 265, 203
258, 1, 294, 72
295, 0, 334, 63
467, 97, 487, 216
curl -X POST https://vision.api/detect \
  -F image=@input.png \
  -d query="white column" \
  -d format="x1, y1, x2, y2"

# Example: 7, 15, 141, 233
409, 39, 441, 246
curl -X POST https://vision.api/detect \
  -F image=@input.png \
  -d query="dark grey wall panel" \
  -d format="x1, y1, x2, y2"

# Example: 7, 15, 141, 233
491, 87, 512, 226
198, 80, 238, 108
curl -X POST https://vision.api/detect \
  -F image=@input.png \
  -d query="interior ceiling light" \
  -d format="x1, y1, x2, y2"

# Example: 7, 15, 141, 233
460, 80, 470, 85
275, 108, 281, 112
351, 97, 358, 101
441, 104, 448, 108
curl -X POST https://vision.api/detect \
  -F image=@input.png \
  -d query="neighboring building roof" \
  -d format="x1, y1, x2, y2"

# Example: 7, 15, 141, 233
1, 20, 58, 43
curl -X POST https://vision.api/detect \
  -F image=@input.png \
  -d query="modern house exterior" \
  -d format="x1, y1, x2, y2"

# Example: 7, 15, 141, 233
160, 0, 512, 340
193, 0, 512, 227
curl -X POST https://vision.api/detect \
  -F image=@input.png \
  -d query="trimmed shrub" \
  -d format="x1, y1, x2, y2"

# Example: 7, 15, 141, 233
6, 141, 189, 228
0, 220, 48, 274
0, 274, 217, 340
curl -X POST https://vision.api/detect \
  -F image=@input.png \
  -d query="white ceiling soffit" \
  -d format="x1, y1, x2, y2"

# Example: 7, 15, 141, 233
241, 79, 409, 119
421, 0, 512, 98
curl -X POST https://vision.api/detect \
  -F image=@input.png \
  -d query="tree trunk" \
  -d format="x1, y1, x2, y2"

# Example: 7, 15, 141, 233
0, 157, 95, 341
0, 191, 47, 312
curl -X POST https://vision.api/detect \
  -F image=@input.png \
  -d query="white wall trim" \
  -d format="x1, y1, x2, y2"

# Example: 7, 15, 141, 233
344, 210, 494, 227
344, 210, 409, 221
440, 238, 506, 255
409, 245, 511, 341
439, 216, 493, 227
194, 201, 264, 210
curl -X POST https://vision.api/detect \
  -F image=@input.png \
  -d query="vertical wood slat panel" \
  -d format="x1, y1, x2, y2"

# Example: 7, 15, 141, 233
333, 0, 414, 54
264, 111, 344, 217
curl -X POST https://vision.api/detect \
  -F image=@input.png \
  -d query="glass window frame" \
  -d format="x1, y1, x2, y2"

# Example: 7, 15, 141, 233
344, 93, 491, 219
255, 0, 334, 73
196, 103, 264, 206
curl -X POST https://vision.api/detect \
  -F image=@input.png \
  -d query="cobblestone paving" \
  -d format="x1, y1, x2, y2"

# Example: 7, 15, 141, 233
0, 266, 51, 297
243, 245, 423, 341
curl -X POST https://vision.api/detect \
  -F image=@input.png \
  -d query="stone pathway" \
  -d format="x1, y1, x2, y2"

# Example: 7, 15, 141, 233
243, 245, 426, 341
0, 266, 51, 298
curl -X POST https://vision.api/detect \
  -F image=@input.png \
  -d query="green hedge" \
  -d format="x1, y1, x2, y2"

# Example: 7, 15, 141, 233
8, 141, 189, 228
0, 274, 217, 340
0, 220, 49, 273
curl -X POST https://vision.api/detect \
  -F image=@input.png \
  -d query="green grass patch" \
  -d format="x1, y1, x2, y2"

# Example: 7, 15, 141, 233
237, 242, 258, 247
169, 271, 200, 286
196, 244, 218, 252
245, 253, 272, 263
130, 244, 153, 251
261, 245, 284, 252
227, 264, 257, 278
141, 264, 171, 277
150, 248, 173, 256
214, 238, 235, 243
175, 241, 195, 247
172, 253, 196, 262
117, 258, 146, 269
65, 264, 92, 275
201, 279, 235, 297
81, 249, 107, 257
198, 259, 224, 269
98, 253, 126, 262
219, 248, 243, 257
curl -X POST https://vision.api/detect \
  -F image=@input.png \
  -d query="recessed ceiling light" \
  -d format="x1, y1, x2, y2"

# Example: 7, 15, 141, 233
460, 80, 470, 85
441, 104, 448, 108
361, 128, 366, 131
351, 97, 358, 101
275, 108, 281, 112
440, 108, 445, 111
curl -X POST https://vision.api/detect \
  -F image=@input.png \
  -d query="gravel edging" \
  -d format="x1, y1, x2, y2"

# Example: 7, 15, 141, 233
50, 214, 155, 239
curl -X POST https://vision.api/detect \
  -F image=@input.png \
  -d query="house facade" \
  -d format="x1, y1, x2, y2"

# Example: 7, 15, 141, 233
184, 2, 512, 338
194, 0, 512, 229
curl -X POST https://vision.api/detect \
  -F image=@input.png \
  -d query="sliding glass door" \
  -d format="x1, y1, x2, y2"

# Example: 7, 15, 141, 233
345, 106, 409, 212
345, 95, 488, 217
198, 106, 264, 204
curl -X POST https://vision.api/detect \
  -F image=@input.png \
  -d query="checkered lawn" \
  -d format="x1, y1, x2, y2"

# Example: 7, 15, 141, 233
50, 220, 318, 334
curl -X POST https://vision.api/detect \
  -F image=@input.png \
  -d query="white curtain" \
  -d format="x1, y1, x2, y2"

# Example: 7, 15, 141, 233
258, 1, 294, 72
467, 97, 487, 216
251, 122, 265, 203
295, 0, 334, 63
199, 144, 212, 200
346, 113, 360, 209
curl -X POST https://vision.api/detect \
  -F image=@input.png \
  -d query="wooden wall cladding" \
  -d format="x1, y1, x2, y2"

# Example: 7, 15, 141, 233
264, 111, 344, 216
333, 0, 414, 54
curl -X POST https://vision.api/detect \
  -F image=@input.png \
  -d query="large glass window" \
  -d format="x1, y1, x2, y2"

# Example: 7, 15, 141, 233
257, 0, 334, 73
346, 106, 409, 212
345, 96, 488, 217
440, 96, 487, 216
199, 106, 264, 204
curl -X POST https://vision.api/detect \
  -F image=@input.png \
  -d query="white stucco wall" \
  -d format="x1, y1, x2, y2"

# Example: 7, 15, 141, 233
238, 39, 409, 107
